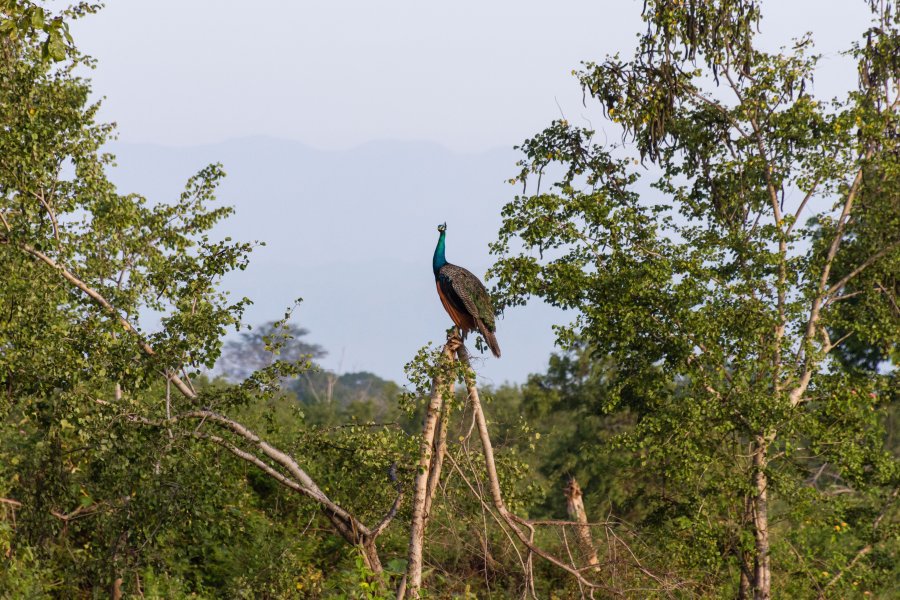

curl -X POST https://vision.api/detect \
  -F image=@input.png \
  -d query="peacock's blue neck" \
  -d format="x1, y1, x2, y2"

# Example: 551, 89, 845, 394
433, 231, 447, 275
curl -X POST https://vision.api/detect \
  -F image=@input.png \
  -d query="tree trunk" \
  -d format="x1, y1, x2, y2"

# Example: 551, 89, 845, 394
323, 511, 383, 575
111, 577, 122, 600
738, 495, 753, 600
752, 437, 771, 600
739, 563, 751, 600
423, 386, 452, 528
361, 540, 383, 574
564, 478, 600, 569
403, 341, 455, 598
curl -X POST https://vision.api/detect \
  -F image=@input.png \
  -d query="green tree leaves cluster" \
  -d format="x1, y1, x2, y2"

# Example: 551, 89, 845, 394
2, 1, 898, 598
0, 1, 94, 62
490, 1, 899, 597
0, 5, 351, 596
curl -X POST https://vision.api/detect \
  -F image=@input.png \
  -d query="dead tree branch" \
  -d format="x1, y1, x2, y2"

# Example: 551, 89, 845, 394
456, 342, 611, 592
565, 478, 601, 570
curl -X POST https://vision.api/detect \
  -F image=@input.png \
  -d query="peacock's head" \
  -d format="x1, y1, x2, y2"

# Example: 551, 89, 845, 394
437, 222, 447, 233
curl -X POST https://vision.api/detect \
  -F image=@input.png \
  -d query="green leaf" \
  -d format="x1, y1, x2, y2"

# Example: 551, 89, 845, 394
46, 29, 65, 61
29, 6, 44, 29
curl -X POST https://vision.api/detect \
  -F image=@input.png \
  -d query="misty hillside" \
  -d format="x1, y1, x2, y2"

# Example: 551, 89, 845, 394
105, 136, 566, 384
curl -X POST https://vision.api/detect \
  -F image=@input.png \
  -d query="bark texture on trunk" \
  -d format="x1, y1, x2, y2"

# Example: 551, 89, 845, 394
752, 437, 771, 600
739, 568, 751, 600
403, 341, 456, 598
361, 541, 383, 574
423, 387, 452, 529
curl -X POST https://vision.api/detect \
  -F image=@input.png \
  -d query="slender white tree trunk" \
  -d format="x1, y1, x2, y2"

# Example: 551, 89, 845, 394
403, 341, 456, 598
752, 437, 771, 600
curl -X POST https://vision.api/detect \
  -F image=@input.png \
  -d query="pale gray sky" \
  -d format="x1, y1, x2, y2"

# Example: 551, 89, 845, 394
74, 1, 869, 152
69, 1, 875, 384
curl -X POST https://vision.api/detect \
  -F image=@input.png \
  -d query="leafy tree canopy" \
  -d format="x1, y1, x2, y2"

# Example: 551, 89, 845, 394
489, 0, 899, 597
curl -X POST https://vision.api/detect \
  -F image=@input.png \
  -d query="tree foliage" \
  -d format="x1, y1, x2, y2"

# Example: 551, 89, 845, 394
489, 1, 899, 597
1, 1, 898, 599
0, 5, 406, 596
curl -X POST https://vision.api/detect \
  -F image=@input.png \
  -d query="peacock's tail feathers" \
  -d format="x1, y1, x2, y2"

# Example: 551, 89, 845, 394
476, 318, 501, 358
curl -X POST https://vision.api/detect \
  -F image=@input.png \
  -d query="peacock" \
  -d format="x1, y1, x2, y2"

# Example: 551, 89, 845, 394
432, 223, 501, 357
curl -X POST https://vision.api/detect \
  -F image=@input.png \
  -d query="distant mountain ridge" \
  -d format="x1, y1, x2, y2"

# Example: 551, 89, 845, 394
105, 136, 566, 384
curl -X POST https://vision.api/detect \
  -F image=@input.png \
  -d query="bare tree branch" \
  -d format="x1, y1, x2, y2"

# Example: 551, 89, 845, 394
824, 241, 900, 298
456, 343, 610, 592
33, 189, 60, 243
786, 177, 821, 237
789, 149, 873, 407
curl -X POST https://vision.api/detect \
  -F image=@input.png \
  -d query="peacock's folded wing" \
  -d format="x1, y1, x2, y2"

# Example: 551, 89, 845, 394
436, 270, 475, 330
439, 264, 501, 358
441, 264, 496, 332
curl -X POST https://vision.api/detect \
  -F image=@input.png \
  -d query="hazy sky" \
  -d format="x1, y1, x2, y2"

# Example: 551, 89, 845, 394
68, 1, 875, 383
73, 1, 870, 152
